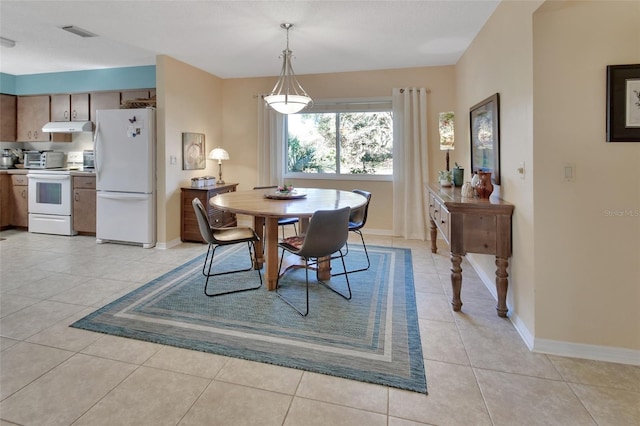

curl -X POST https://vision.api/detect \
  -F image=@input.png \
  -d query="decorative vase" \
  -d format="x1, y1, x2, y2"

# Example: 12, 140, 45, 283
452, 167, 464, 187
474, 171, 494, 198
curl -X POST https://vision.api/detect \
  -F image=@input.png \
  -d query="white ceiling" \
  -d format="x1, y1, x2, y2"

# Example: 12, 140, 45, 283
0, 0, 499, 79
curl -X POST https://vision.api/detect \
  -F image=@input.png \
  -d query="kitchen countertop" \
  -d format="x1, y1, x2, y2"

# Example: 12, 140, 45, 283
0, 168, 95, 176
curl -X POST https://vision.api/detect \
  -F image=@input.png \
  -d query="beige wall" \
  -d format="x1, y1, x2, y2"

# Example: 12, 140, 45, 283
532, 1, 639, 351
156, 55, 223, 245
457, 0, 639, 355
220, 67, 456, 232
456, 0, 542, 343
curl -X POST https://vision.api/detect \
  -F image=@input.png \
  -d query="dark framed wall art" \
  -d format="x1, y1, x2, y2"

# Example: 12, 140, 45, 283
182, 132, 206, 170
606, 64, 640, 142
470, 93, 501, 184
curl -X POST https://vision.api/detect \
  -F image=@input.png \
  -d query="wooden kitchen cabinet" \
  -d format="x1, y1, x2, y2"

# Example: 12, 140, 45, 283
90, 91, 121, 122
0, 174, 10, 229
51, 93, 89, 122
181, 183, 238, 243
73, 175, 96, 234
120, 90, 153, 102
0, 94, 17, 142
17, 95, 51, 142
10, 174, 28, 228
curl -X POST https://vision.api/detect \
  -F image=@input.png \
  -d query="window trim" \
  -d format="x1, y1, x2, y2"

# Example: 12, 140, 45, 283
283, 97, 393, 180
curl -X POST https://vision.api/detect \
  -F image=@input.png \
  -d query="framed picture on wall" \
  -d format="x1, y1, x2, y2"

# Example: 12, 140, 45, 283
469, 93, 501, 185
606, 64, 640, 142
182, 133, 206, 170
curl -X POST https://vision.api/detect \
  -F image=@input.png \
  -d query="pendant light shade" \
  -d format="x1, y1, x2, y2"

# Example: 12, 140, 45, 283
265, 23, 312, 115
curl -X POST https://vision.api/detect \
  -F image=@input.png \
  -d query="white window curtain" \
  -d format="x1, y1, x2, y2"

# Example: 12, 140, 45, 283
392, 88, 429, 240
257, 96, 284, 186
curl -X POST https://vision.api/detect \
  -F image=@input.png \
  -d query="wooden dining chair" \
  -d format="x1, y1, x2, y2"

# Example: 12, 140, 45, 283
192, 198, 263, 297
275, 206, 352, 316
253, 186, 298, 239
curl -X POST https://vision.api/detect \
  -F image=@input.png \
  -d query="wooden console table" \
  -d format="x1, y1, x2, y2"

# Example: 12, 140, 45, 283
426, 183, 514, 317
180, 183, 238, 243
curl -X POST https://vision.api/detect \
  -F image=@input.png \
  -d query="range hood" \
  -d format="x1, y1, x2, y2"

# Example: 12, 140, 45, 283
42, 121, 93, 133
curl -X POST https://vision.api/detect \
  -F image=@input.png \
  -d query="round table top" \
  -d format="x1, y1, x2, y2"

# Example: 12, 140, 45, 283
210, 187, 367, 218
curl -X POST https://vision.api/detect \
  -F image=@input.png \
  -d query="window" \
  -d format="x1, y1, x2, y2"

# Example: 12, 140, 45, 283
284, 99, 393, 179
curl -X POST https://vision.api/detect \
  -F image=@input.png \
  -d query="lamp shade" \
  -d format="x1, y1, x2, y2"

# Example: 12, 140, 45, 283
208, 148, 229, 161
264, 94, 311, 114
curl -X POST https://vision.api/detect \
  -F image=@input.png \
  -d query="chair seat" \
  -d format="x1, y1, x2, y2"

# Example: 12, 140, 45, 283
278, 217, 299, 226
211, 227, 258, 244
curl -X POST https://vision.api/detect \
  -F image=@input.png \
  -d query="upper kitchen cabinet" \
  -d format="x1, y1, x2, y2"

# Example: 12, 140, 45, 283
0, 94, 17, 142
121, 90, 153, 102
17, 95, 51, 142
51, 93, 89, 122
90, 91, 121, 122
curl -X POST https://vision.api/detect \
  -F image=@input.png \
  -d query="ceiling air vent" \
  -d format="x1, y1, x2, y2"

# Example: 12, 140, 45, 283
61, 26, 97, 38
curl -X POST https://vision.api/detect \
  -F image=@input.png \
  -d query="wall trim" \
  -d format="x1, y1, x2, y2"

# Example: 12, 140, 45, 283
533, 338, 640, 366
156, 237, 182, 250
466, 254, 640, 366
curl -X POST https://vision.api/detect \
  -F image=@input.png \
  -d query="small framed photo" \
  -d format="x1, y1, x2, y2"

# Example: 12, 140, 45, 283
182, 133, 206, 170
606, 64, 640, 142
470, 93, 500, 185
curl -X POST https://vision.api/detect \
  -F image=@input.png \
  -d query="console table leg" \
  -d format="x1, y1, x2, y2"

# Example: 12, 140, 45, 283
495, 257, 509, 317
429, 218, 438, 253
450, 253, 463, 311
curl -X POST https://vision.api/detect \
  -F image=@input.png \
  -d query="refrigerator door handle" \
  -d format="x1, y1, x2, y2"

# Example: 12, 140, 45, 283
94, 121, 101, 180
98, 193, 150, 201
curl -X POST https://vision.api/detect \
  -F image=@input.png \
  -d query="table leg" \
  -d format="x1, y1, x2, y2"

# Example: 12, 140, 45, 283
450, 252, 463, 312
253, 216, 265, 269
265, 217, 279, 290
429, 218, 438, 253
495, 257, 509, 317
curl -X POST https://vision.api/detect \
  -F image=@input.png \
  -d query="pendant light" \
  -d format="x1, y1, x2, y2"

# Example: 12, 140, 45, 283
264, 23, 312, 114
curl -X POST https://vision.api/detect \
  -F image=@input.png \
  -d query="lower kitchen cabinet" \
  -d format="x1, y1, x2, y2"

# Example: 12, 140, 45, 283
0, 174, 11, 229
73, 175, 96, 234
181, 183, 238, 243
10, 174, 28, 228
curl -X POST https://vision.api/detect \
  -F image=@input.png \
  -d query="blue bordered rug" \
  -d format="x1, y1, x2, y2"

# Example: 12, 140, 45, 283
71, 244, 427, 393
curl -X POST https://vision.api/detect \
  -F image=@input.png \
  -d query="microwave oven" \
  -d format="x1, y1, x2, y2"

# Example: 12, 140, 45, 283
24, 151, 65, 169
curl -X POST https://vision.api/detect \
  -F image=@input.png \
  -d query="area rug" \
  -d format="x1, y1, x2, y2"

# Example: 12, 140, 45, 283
71, 244, 427, 393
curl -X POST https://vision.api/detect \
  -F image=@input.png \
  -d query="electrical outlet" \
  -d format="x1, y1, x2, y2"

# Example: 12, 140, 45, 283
170, 155, 177, 165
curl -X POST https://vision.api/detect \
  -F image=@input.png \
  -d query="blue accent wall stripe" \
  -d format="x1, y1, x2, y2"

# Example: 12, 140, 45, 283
1, 66, 155, 95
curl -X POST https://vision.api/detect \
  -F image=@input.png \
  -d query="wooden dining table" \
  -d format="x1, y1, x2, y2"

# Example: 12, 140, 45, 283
210, 187, 367, 290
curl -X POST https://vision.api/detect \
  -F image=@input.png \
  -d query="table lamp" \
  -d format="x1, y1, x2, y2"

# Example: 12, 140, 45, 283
208, 148, 229, 184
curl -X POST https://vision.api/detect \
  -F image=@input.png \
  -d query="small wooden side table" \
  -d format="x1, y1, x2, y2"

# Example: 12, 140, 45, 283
180, 183, 238, 243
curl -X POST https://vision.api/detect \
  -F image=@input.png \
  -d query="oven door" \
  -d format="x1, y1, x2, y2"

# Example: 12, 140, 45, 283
28, 173, 72, 216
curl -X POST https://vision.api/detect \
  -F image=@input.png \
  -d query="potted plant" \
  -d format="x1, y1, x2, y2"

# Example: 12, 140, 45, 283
438, 170, 453, 187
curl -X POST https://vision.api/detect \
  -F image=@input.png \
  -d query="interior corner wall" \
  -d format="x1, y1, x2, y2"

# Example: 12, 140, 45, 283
532, 1, 640, 353
156, 55, 223, 246
455, 0, 542, 338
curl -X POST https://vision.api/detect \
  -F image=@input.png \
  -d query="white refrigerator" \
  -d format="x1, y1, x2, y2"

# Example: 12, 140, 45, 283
95, 108, 156, 248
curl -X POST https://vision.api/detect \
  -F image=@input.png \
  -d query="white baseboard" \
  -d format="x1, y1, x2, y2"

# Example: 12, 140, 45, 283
533, 339, 640, 366
155, 237, 182, 250
465, 254, 640, 366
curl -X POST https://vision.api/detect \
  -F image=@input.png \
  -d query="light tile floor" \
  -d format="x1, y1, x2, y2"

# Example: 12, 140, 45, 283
1, 229, 639, 425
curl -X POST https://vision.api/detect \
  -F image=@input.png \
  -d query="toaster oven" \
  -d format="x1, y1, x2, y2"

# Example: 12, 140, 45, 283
24, 151, 65, 169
